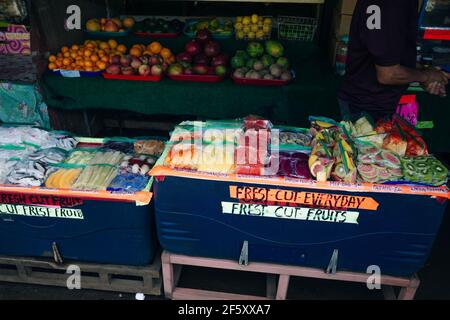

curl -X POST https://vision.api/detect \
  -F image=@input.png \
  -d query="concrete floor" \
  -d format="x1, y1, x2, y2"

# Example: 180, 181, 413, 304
1, 204, 449, 300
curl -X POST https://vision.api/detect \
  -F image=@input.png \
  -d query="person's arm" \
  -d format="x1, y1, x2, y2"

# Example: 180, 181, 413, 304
376, 64, 449, 86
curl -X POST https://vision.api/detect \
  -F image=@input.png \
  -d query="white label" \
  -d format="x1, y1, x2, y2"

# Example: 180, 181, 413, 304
0, 204, 84, 220
59, 69, 81, 78
221, 202, 359, 225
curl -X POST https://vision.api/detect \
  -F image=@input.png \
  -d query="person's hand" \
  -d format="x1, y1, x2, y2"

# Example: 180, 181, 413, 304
425, 81, 447, 97
422, 68, 449, 85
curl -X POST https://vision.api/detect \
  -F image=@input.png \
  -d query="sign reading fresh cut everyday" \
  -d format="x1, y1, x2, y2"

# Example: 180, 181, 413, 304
221, 202, 359, 225
229, 186, 379, 211
0, 204, 84, 220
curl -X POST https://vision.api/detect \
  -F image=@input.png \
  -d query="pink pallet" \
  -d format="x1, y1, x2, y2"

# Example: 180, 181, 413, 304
161, 251, 420, 300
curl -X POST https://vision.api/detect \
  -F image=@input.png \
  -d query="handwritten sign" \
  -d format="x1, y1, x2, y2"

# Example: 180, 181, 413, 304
0, 204, 84, 220
0, 193, 83, 208
229, 186, 379, 211
222, 202, 359, 225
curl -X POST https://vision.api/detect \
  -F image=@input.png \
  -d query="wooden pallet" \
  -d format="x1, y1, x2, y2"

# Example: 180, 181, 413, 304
0, 255, 162, 296
162, 251, 420, 300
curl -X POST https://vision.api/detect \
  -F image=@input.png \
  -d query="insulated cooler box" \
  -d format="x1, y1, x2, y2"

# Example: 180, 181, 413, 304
0, 188, 156, 266
153, 175, 448, 277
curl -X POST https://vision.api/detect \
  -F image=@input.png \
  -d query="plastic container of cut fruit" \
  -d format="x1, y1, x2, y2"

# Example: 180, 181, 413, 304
231, 70, 295, 87
52, 69, 104, 78
102, 73, 163, 82
134, 31, 181, 38
84, 29, 130, 37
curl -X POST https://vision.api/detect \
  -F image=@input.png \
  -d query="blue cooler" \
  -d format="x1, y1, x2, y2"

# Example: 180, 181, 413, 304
153, 176, 448, 277
0, 190, 156, 266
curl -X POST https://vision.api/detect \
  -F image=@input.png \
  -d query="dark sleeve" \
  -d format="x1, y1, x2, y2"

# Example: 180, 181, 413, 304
361, 0, 408, 66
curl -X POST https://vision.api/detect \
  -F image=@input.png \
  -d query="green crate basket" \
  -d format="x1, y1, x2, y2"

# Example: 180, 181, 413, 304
277, 16, 317, 41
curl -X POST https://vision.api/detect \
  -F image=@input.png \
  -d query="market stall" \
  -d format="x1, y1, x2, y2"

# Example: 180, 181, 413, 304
150, 116, 449, 285
0, 126, 165, 266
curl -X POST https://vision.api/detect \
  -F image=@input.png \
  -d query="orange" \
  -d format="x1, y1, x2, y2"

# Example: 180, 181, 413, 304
108, 39, 118, 49
85, 67, 94, 72
129, 47, 142, 57
71, 44, 79, 51
122, 17, 135, 29
98, 49, 106, 57
99, 42, 109, 50
63, 58, 72, 66
48, 55, 57, 62
84, 49, 92, 58
63, 52, 70, 58
61, 46, 69, 53
57, 53, 63, 58
76, 60, 84, 66
48, 62, 57, 70
160, 48, 172, 59
90, 54, 99, 62
96, 61, 107, 70
70, 52, 78, 59
84, 60, 93, 68
116, 44, 127, 54
101, 56, 109, 63
149, 42, 162, 54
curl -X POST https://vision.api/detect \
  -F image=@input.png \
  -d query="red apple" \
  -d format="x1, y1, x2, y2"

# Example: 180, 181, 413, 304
149, 55, 162, 66
151, 64, 163, 76
111, 55, 121, 65
131, 56, 142, 69
121, 66, 135, 75
120, 55, 131, 67
139, 64, 151, 76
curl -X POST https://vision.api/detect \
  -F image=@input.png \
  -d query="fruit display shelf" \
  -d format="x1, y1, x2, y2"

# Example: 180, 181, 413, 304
40, 39, 450, 153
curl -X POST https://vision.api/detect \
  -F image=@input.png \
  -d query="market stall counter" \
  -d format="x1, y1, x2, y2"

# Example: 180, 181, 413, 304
0, 128, 166, 266
150, 117, 449, 277
0, 184, 155, 266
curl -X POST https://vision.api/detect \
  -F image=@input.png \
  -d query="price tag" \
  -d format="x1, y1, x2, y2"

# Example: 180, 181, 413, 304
416, 121, 434, 129
396, 102, 418, 126
59, 69, 81, 78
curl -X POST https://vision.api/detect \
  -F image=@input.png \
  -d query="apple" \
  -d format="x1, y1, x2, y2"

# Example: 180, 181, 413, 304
131, 56, 142, 69
139, 64, 151, 76
120, 55, 131, 67
149, 55, 162, 66
111, 55, 121, 65
121, 66, 135, 75
106, 64, 120, 75
151, 64, 163, 76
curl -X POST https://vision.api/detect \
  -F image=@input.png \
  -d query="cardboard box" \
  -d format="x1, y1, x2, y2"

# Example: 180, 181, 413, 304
337, 0, 358, 15
0, 23, 31, 55
332, 9, 353, 37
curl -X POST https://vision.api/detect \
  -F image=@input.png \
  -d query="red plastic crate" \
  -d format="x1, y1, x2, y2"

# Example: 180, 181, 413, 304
167, 74, 224, 83
102, 73, 162, 82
